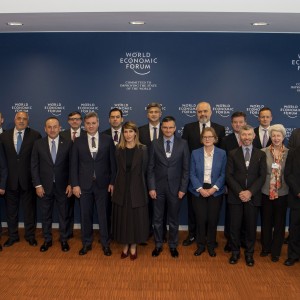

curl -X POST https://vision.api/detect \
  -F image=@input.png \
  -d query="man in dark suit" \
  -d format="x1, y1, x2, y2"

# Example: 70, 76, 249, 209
148, 116, 190, 258
182, 101, 225, 246
60, 111, 83, 239
139, 102, 168, 241
71, 111, 116, 256
288, 128, 300, 149
220, 111, 247, 252
253, 107, 272, 149
0, 141, 8, 251
31, 117, 73, 252
284, 146, 300, 266
102, 108, 123, 145
226, 125, 267, 266
0, 111, 41, 247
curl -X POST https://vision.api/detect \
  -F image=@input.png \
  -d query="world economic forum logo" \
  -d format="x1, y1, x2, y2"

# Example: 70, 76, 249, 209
291, 54, 300, 71
212, 104, 234, 118
246, 104, 264, 118
120, 52, 158, 75
280, 105, 300, 119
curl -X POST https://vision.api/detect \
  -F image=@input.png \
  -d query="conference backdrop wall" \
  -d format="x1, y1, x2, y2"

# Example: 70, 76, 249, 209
0, 32, 299, 226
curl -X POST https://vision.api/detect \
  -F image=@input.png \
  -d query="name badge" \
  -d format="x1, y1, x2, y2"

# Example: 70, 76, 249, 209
272, 163, 279, 169
166, 152, 171, 158
245, 161, 250, 168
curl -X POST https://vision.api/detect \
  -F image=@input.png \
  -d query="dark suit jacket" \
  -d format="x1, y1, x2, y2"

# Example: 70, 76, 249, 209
253, 127, 272, 149
31, 136, 72, 194
147, 136, 190, 196
226, 147, 267, 206
0, 141, 8, 190
182, 121, 225, 152
71, 133, 116, 190
288, 128, 300, 150
0, 127, 41, 190
112, 145, 148, 208
285, 147, 300, 209
138, 124, 163, 147
220, 133, 239, 155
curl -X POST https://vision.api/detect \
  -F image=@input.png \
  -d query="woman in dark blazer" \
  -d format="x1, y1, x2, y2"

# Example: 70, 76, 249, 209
260, 124, 289, 262
111, 121, 149, 260
189, 127, 227, 257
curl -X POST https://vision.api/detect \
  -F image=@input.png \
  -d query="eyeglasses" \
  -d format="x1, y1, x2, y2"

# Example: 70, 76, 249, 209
162, 126, 175, 130
202, 136, 214, 140
69, 118, 81, 121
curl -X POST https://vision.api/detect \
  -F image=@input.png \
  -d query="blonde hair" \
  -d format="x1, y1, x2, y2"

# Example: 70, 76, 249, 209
118, 121, 143, 149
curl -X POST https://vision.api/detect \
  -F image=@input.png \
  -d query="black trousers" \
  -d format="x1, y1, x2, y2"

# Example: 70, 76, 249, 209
40, 183, 69, 243
288, 207, 300, 260
79, 183, 109, 247
153, 184, 181, 249
192, 192, 223, 250
66, 195, 76, 238
261, 193, 288, 257
5, 185, 36, 240
229, 202, 259, 256
186, 191, 197, 239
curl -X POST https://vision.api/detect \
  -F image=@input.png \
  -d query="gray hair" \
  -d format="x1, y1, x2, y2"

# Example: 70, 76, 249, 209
268, 124, 286, 138
239, 124, 254, 134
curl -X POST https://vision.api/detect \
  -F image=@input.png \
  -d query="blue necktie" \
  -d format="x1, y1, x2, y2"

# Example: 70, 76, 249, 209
166, 140, 171, 153
16, 131, 22, 154
51, 140, 56, 163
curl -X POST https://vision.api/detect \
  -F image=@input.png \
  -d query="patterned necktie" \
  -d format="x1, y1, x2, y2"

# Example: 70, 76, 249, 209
244, 147, 250, 167
51, 140, 56, 163
72, 131, 77, 141
113, 131, 119, 143
16, 131, 22, 154
262, 129, 268, 148
153, 127, 158, 140
91, 137, 97, 159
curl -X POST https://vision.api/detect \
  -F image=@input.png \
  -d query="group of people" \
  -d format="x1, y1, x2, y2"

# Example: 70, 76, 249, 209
0, 103, 299, 268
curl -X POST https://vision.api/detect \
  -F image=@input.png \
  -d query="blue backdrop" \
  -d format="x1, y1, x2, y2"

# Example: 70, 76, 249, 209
0, 32, 299, 226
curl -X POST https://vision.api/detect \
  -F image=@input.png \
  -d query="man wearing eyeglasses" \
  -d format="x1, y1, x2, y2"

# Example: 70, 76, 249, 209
60, 111, 85, 239
0, 111, 41, 248
148, 116, 189, 258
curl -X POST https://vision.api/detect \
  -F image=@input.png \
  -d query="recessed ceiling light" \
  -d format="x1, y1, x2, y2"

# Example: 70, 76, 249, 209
129, 21, 145, 25
7, 22, 23, 26
251, 22, 269, 26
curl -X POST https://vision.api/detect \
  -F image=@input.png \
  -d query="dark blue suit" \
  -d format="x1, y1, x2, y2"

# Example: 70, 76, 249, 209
31, 136, 72, 242
71, 133, 116, 247
147, 136, 189, 248
189, 146, 226, 250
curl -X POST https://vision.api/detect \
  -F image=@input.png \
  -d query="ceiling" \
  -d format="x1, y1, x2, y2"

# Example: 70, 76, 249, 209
1, 0, 300, 33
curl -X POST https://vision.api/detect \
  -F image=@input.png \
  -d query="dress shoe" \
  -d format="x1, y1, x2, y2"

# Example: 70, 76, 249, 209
224, 242, 232, 253
79, 245, 92, 255
284, 258, 299, 266
194, 247, 205, 257
245, 255, 255, 267
170, 248, 179, 258
182, 236, 195, 246
260, 251, 270, 257
27, 238, 38, 247
121, 250, 129, 259
271, 256, 279, 262
40, 241, 53, 252
103, 246, 112, 256
152, 247, 162, 257
4, 238, 20, 247
208, 249, 216, 257
61, 241, 70, 252
130, 248, 138, 260
229, 254, 240, 264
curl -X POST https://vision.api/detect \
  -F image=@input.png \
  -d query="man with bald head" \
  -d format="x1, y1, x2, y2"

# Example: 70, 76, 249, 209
182, 101, 225, 246
0, 111, 41, 247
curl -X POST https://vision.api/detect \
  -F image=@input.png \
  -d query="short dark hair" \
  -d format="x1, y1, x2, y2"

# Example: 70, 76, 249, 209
147, 102, 162, 111
68, 111, 82, 119
231, 111, 247, 121
45, 116, 60, 126
259, 107, 272, 116
109, 108, 123, 118
162, 116, 176, 124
